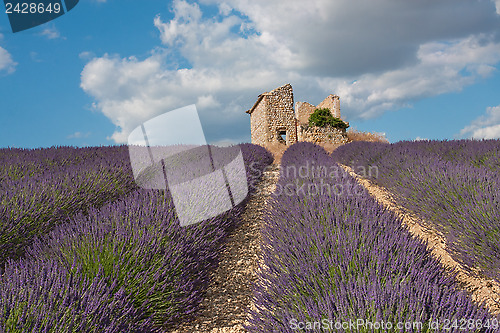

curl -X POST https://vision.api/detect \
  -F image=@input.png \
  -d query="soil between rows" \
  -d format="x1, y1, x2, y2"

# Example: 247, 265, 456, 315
342, 165, 500, 315
167, 164, 280, 333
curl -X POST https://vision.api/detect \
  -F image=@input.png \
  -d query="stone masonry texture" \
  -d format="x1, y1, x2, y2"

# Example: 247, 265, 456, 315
247, 84, 348, 147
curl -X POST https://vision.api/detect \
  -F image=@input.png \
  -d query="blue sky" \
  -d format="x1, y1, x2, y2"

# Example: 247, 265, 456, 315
1, 0, 500, 148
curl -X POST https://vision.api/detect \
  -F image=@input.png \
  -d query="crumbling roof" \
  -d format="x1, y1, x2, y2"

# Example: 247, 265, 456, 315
245, 92, 272, 114
246, 83, 292, 114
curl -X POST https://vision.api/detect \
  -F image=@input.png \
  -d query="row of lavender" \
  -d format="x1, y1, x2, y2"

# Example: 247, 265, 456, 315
332, 139, 500, 284
0, 146, 138, 269
0, 143, 273, 332
247, 142, 496, 332
0, 146, 129, 182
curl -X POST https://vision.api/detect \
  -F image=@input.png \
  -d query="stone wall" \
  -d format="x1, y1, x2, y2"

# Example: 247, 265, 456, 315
317, 94, 341, 118
295, 101, 316, 125
264, 84, 297, 145
249, 95, 269, 146
298, 124, 348, 145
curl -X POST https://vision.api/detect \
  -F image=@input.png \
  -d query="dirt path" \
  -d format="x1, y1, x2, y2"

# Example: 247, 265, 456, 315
169, 164, 280, 333
341, 165, 500, 315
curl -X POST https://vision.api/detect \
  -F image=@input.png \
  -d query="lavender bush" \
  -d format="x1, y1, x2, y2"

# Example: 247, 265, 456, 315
332, 139, 500, 172
0, 146, 138, 269
247, 142, 495, 333
0, 258, 152, 332
332, 139, 500, 284
26, 189, 221, 328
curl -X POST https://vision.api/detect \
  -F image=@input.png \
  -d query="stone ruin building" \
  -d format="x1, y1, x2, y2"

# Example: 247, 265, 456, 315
245, 83, 348, 146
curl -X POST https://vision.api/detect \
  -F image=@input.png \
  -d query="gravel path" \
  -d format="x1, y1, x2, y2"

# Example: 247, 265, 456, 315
169, 164, 280, 333
342, 165, 500, 315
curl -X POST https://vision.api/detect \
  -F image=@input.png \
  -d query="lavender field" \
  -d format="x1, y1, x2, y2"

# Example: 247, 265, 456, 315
247, 142, 497, 332
1, 141, 499, 332
0, 144, 272, 332
332, 139, 500, 285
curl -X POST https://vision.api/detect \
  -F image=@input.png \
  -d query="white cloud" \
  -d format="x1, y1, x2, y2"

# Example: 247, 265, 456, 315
494, 0, 500, 14
79, 51, 95, 61
200, 0, 500, 76
80, 50, 277, 143
0, 45, 17, 74
218, 2, 232, 16
459, 105, 500, 139
30, 51, 42, 62
320, 34, 500, 119
81, 0, 500, 143
197, 95, 221, 109
67, 131, 91, 139
39, 26, 64, 40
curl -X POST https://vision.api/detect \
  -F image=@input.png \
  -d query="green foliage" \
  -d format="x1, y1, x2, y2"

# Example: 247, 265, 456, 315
308, 108, 348, 129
